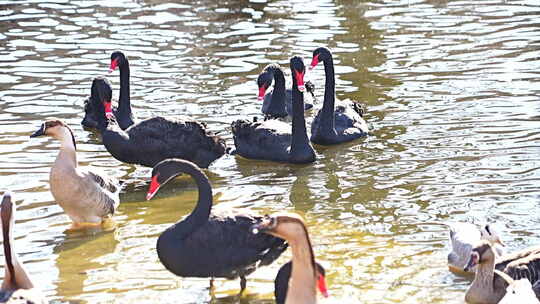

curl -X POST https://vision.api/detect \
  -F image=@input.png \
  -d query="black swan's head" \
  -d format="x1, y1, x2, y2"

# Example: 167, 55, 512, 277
310, 47, 332, 70
109, 51, 128, 73
82, 77, 114, 129
257, 64, 279, 101
289, 56, 306, 92
147, 159, 204, 200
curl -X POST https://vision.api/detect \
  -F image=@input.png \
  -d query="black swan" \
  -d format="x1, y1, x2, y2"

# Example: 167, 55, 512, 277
251, 213, 328, 303
82, 76, 121, 130
231, 56, 316, 164
0, 192, 46, 303
146, 159, 288, 291
93, 52, 226, 168
309, 47, 369, 145
274, 261, 328, 304
258, 64, 315, 120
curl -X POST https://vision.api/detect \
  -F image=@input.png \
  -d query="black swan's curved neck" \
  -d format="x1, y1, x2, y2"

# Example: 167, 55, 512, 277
168, 162, 213, 236
117, 59, 132, 120
270, 67, 286, 108
320, 56, 336, 132
290, 77, 310, 155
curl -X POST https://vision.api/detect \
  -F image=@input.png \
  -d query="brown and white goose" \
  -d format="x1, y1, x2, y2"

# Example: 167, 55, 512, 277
464, 241, 540, 303
0, 192, 46, 304
30, 120, 120, 226
251, 213, 328, 304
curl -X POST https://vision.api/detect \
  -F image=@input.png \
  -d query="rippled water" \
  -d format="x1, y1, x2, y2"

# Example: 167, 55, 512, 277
1, 0, 539, 303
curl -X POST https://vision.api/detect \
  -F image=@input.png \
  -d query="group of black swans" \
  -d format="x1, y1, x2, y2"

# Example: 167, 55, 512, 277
2, 48, 361, 303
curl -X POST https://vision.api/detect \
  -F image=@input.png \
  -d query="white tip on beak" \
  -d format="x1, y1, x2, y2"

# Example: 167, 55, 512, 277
298, 85, 305, 92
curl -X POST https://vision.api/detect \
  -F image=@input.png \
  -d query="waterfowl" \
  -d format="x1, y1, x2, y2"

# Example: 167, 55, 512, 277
231, 56, 316, 164
309, 47, 368, 145
252, 213, 327, 304
96, 51, 226, 168
257, 64, 314, 120
497, 271, 540, 304
464, 241, 540, 303
146, 159, 287, 291
30, 119, 120, 225
274, 261, 328, 304
0, 192, 46, 304
447, 222, 505, 274
82, 76, 119, 130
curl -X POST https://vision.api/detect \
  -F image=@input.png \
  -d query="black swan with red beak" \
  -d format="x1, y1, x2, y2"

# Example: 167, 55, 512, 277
146, 159, 288, 292
258, 63, 315, 120
83, 51, 226, 168
309, 47, 369, 145
231, 56, 316, 164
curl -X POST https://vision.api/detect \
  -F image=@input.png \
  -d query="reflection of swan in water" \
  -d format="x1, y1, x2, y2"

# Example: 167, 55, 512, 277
0, 192, 46, 304
53, 229, 118, 301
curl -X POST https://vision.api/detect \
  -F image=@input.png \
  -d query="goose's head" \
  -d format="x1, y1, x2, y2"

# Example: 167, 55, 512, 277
480, 224, 505, 247
464, 241, 496, 272
309, 47, 332, 70
30, 119, 77, 150
109, 51, 128, 73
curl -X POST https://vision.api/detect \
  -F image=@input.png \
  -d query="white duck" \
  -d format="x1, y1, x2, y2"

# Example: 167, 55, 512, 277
446, 222, 505, 274
0, 192, 46, 303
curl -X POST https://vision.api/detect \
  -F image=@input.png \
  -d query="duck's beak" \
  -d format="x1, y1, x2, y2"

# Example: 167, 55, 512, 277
146, 174, 161, 201
30, 123, 46, 138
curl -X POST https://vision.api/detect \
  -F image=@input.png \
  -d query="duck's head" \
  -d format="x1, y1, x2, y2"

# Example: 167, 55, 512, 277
289, 56, 305, 92
309, 47, 332, 70
109, 51, 128, 73
464, 240, 496, 272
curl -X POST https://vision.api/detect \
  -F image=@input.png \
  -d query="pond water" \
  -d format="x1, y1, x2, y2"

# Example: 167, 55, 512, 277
0, 0, 539, 303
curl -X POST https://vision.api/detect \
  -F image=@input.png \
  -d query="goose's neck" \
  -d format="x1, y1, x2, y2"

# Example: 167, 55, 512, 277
320, 57, 336, 132
467, 259, 496, 302
117, 60, 132, 118
54, 128, 77, 169
286, 228, 317, 303
2, 220, 34, 291
290, 79, 311, 156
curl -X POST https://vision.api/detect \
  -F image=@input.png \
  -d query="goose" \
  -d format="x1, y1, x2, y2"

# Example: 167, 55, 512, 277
0, 192, 46, 304
146, 159, 287, 292
257, 64, 314, 120
446, 222, 505, 274
497, 270, 540, 304
274, 261, 328, 304
30, 119, 120, 226
309, 47, 368, 145
89, 74, 226, 168
231, 56, 316, 164
464, 241, 540, 303
252, 213, 327, 304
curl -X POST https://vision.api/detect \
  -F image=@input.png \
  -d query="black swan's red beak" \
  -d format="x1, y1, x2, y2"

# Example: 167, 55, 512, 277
109, 58, 119, 73
294, 70, 305, 92
317, 273, 329, 297
103, 101, 114, 119
309, 54, 320, 71
146, 174, 161, 200
258, 86, 267, 101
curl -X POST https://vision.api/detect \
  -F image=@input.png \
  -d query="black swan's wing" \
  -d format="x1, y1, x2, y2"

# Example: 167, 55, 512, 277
231, 119, 292, 162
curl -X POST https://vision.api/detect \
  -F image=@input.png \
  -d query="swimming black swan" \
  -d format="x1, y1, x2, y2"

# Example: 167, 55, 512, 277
258, 64, 315, 120
231, 56, 316, 164
82, 76, 121, 130
309, 47, 369, 145
274, 261, 328, 304
146, 159, 288, 291
92, 53, 226, 168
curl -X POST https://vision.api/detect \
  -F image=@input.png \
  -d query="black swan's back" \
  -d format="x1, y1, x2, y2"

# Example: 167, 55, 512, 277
104, 117, 226, 168
231, 119, 292, 162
